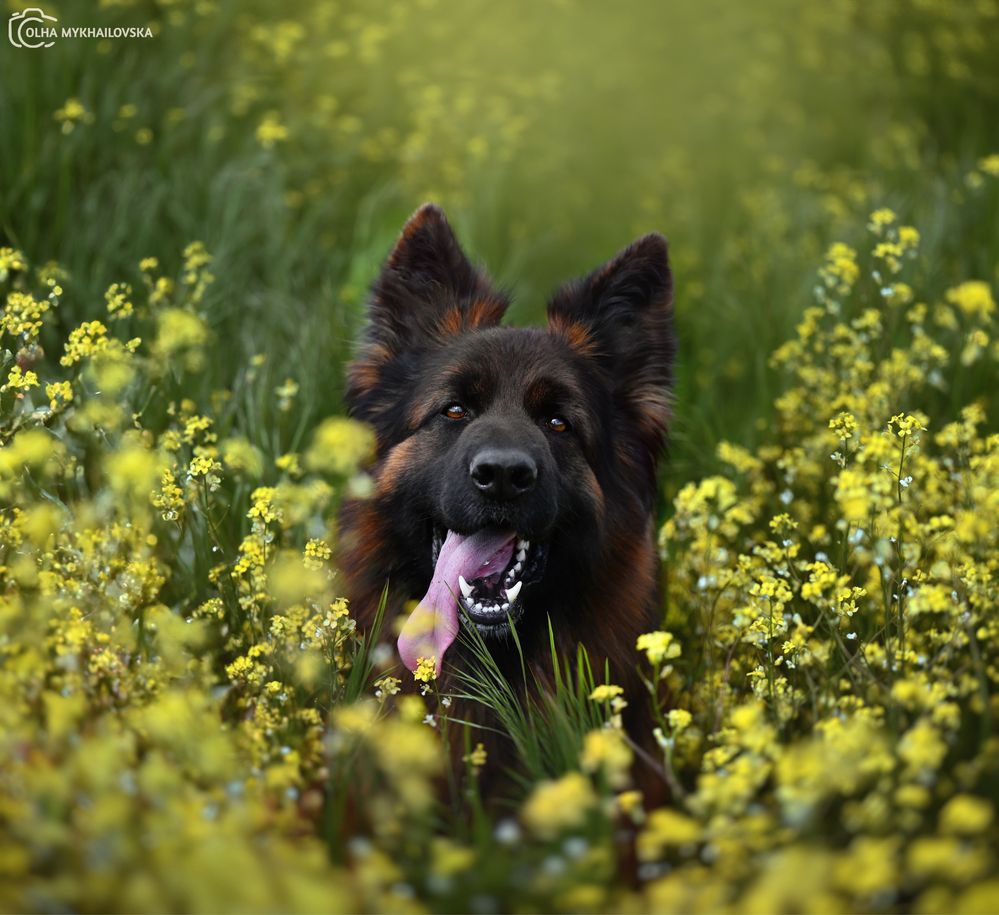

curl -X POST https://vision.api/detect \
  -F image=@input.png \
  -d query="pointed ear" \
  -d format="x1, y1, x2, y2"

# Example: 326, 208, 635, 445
547, 233, 675, 458
346, 204, 509, 426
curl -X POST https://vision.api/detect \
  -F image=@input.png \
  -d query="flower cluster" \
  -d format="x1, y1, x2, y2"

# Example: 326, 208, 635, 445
3, 153, 999, 914
653, 205, 999, 912
0, 244, 379, 911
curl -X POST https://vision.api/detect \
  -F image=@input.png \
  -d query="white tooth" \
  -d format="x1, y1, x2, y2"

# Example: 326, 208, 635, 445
459, 575, 473, 599
513, 562, 522, 573
516, 550, 526, 563
517, 539, 529, 551
505, 581, 523, 603
501, 602, 509, 612
473, 602, 483, 613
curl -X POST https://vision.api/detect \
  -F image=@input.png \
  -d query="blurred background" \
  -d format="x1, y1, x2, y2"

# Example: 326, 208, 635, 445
2, 0, 998, 489
2, 7, 999, 909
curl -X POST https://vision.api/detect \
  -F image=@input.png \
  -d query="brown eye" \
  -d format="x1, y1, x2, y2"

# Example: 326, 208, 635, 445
548, 416, 569, 433
444, 403, 468, 421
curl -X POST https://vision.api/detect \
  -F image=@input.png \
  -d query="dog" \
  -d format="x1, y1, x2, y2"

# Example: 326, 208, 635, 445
340, 203, 674, 795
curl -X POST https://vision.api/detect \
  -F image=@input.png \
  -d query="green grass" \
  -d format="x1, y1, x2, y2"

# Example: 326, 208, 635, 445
3, 5, 999, 910
3, 1, 997, 517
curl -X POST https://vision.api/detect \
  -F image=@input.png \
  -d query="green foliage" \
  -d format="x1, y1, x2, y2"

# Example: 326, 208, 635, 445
452, 618, 607, 785
3, 0, 998, 487
2, 0, 999, 911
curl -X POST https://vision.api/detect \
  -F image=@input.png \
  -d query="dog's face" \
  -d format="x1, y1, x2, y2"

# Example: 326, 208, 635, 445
345, 205, 673, 653
386, 326, 600, 635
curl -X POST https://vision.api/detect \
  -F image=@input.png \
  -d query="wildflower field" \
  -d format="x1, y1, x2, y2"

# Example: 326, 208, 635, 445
2, 1, 999, 912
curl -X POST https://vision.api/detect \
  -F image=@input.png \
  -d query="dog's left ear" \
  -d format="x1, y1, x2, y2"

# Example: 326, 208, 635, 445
547, 234, 675, 459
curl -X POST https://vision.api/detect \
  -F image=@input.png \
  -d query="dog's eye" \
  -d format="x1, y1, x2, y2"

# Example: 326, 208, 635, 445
548, 416, 569, 434
443, 403, 468, 421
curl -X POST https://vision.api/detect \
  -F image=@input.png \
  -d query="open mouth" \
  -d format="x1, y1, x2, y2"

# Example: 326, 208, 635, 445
398, 525, 550, 674
432, 526, 547, 633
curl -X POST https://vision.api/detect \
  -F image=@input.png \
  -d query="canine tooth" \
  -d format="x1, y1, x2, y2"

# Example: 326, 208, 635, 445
459, 575, 473, 599
505, 581, 523, 603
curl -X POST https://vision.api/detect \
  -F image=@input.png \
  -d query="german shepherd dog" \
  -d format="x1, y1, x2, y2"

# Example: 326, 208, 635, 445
341, 204, 674, 793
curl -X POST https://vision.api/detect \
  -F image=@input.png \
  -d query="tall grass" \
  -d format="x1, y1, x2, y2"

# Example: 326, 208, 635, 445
2, 2, 999, 911
452, 617, 606, 786
3, 1, 997, 501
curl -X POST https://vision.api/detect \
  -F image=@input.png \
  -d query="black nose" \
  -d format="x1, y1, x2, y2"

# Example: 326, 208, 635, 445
469, 448, 538, 500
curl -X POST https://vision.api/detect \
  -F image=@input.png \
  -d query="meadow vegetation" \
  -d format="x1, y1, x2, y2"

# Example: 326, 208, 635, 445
1, 0, 998, 911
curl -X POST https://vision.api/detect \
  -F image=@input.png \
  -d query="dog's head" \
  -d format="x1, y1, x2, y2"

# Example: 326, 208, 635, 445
345, 205, 673, 667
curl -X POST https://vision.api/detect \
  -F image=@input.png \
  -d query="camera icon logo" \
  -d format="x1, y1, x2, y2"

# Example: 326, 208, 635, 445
8, 7, 58, 49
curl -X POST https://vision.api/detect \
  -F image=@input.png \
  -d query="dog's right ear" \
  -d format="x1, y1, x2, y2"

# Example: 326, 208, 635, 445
346, 204, 508, 434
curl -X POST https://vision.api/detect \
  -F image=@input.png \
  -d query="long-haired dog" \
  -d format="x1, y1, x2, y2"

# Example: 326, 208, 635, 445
340, 204, 674, 793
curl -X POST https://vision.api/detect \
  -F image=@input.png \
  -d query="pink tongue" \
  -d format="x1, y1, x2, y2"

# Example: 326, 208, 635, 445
398, 529, 516, 675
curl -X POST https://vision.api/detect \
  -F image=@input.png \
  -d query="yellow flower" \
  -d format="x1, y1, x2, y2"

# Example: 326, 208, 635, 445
589, 684, 624, 703
873, 240, 904, 273
105, 282, 134, 319
61, 320, 110, 366
107, 437, 164, 505
580, 728, 633, 788
431, 838, 475, 877
53, 97, 94, 133
152, 308, 209, 367
636, 630, 681, 665
373, 676, 401, 700
616, 790, 643, 817
867, 207, 897, 235
889, 412, 927, 440
275, 452, 302, 477
2, 365, 39, 392
636, 809, 701, 861
305, 416, 375, 476
978, 153, 999, 176
946, 281, 995, 320
2, 291, 49, 339
303, 538, 332, 569
0, 246, 28, 279
898, 225, 920, 250
667, 709, 692, 732
187, 454, 223, 491
769, 513, 798, 535
151, 466, 185, 521
899, 719, 947, 779
220, 436, 264, 477
275, 377, 299, 412
819, 242, 860, 294
332, 700, 378, 739
828, 411, 857, 440
465, 742, 487, 769
45, 380, 73, 411
413, 656, 436, 683
939, 795, 993, 835
833, 836, 900, 897
247, 486, 281, 527
521, 772, 597, 840
257, 112, 289, 149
